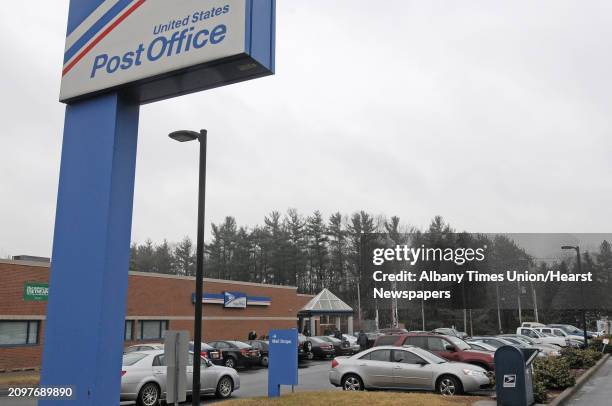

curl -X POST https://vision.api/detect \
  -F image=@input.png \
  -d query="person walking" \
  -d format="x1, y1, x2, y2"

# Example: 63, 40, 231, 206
358, 330, 368, 352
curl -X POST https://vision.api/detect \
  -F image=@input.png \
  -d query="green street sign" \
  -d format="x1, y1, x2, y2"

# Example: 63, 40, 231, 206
23, 282, 49, 301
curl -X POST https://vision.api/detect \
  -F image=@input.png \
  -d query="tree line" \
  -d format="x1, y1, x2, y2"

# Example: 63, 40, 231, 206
129, 210, 612, 333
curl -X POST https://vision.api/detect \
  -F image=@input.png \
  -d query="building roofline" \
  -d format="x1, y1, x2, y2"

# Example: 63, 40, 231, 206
0, 259, 50, 268
0, 259, 300, 290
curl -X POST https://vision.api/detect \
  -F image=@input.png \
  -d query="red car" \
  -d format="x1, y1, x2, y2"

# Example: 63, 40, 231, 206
374, 333, 495, 371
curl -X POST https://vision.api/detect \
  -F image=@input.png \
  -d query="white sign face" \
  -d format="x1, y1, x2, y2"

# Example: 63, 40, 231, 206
503, 374, 517, 388
60, 0, 246, 101
223, 291, 247, 308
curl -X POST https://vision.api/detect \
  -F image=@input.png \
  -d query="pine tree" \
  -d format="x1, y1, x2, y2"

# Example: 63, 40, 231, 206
174, 236, 195, 276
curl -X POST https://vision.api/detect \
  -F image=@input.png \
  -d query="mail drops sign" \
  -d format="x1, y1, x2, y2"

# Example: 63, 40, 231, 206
60, 0, 275, 103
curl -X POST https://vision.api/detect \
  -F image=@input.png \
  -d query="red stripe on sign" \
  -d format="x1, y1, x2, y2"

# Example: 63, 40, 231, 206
62, 0, 147, 77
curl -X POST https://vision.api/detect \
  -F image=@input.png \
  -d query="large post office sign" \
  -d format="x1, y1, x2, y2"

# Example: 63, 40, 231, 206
60, 0, 275, 103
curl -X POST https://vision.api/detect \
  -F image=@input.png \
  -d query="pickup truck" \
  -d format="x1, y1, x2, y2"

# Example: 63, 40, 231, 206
516, 327, 568, 347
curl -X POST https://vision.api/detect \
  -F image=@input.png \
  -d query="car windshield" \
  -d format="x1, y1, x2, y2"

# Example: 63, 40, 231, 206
122, 353, 147, 366
411, 347, 447, 364
228, 341, 251, 349
447, 336, 470, 350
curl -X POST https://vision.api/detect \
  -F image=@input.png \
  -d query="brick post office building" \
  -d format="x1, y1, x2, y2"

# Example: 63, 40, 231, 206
0, 258, 314, 371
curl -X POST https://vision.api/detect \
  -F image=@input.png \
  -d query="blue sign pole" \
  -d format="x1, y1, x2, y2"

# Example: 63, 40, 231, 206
41, 1, 275, 404
40, 92, 139, 405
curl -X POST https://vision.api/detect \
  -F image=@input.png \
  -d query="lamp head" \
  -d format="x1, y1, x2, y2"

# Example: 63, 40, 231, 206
168, 130, 201, 142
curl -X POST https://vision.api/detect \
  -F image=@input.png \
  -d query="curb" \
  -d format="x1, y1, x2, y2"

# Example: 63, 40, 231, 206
547, 353, 610, 406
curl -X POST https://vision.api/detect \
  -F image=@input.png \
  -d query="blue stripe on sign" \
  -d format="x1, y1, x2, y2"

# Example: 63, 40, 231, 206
64, 0, 134, 64
66, 0, 107, 36
247, 296, 271, 302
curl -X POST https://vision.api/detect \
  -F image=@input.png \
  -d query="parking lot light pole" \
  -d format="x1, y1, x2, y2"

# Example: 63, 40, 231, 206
561, 245, 588, 347
169, 129, 207, 405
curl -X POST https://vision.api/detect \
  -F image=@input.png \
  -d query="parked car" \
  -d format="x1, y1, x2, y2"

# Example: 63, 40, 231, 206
374, 333, 495, 371
317, 336, 353, 356
516, 327, 569, 347
377, 328, 409, 335
307, 337, 335, 359
124, 343, 164, 354
498, 335, 561, 357
466, 341, 497, 352
433, 328, 468, 339
548, 324, 593, 339
469, 336, 523, 349
329, 345, 491, 395
329, 333, 358, 345
124, 342, 224, 366
521, 322, 546, 328
189, 341, 223, 365
120, 350, 239, 405
534, 327, 584, 345
207, 340, 261, 369
245, 340, 269, 367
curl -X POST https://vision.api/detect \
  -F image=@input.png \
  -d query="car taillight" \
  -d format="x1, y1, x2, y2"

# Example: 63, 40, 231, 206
202, 351, 208, 358
121, 371, 126, 376
331, 359, 339, 368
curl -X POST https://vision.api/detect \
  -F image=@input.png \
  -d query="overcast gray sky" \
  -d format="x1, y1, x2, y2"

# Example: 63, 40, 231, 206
1, 0, 612, 258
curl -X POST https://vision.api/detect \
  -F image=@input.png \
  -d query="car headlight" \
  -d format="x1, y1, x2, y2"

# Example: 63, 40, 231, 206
463, 368, 485, 376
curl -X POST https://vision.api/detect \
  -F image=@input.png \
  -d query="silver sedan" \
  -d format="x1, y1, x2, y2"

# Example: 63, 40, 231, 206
329, 345, 491, 396
121, 350, 240, 406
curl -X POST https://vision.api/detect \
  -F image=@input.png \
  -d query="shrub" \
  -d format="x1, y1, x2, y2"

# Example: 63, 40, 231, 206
533, 357, 575, 390
588, 339, 612, 354
561, 347, 603, 369
533, 379, 548, 403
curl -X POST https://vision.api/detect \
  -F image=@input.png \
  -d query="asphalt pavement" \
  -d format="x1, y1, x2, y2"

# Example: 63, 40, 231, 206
0, 360, 335, 405
566, 357, 612, 406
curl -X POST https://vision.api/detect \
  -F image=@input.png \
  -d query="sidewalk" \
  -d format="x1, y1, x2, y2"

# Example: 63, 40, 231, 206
565, 357, 612, 405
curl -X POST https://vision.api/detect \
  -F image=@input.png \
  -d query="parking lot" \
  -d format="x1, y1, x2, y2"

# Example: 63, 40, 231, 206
1, 358, 500, 406
0, 361, 335, 406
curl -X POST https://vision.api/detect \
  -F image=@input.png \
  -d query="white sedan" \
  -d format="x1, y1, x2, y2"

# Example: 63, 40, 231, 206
121, 350, 239, 406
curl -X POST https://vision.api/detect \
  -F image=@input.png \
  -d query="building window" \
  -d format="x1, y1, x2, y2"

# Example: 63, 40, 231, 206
0, 321, 39, 346
140, 320, 168, 340
124, 320, 134, 341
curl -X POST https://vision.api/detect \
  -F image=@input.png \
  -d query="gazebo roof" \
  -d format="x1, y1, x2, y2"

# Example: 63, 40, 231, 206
299, 288, 353, 315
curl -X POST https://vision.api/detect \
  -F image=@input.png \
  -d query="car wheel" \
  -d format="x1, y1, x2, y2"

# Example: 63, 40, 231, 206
137, 382, 160, 406
306, 351, 314, 360
342, 374, 364, 391
224, 357, 237, 369
215, 376, 234, 399
436, 375, 462, 396
261, 355, 269, 367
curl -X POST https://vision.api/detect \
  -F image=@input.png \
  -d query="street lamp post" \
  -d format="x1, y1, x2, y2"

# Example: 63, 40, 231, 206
169, 129, 207, 406
561, 245, 588, 347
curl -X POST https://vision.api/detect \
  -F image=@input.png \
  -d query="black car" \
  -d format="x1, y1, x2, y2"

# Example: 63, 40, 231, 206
189, 341, 223, 365
316, 336, 352, 356
208, 340, 261, 369
306, 337, 335, 360
246, 340, 269, 367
